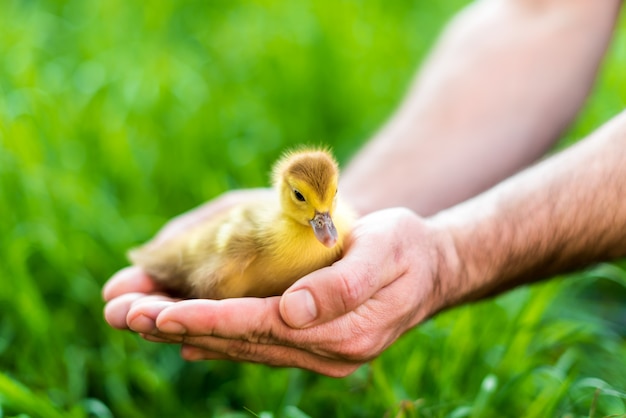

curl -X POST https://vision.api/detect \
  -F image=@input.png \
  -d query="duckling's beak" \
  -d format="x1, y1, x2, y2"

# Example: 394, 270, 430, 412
310, 211, 338, 248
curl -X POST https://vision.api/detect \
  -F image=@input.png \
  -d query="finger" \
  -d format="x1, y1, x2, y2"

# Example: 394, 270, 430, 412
142, 333, 181, 344
144, 297, 352, 369
104, 293, 175, 330
127, 299, 177, 334
104, 292, 150, 329
180, 345, 227, 361
102, 266, 158, 301
177, 341, 361, 377
280, 210, 409, 328
153, 297, 287, 342
129, 290, 405, 373
135, 296, 381, 362
149, 297, 346, 355
178, 341, 262, 363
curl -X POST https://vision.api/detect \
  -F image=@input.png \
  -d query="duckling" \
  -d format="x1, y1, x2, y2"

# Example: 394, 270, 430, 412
128, 148, 354, 299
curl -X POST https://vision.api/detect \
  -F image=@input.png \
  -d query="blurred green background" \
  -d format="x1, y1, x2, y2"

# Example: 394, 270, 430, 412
1, 0, 626, 417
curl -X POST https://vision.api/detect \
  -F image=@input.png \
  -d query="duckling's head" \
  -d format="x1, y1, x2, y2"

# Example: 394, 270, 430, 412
273, 148, 340, 248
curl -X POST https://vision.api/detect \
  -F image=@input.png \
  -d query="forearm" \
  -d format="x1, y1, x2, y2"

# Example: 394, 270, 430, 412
342, 0, 620, 216
431, 110, 626, 310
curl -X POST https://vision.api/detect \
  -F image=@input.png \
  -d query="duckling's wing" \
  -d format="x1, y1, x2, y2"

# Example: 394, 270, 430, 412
186, 203, 269, 298
129, 201, 276, 299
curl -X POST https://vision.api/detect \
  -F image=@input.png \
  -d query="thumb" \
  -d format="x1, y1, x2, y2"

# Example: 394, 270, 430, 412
279, 238, 402, 329
279, 208, 428, 329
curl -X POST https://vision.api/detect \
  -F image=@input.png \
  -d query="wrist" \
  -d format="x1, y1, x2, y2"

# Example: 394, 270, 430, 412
423, 219, 468, 316
425, 204, 506, 313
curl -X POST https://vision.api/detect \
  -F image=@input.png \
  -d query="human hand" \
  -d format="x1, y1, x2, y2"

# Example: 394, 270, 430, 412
104, 207, 456, 377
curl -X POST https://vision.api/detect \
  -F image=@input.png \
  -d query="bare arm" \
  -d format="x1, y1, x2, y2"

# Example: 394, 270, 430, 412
104, 0, 620, 244
342, 0, 620, 216
431, 110, 626, 311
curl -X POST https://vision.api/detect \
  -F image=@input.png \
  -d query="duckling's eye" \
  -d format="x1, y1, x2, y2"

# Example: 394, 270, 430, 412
294, 190, 306, 202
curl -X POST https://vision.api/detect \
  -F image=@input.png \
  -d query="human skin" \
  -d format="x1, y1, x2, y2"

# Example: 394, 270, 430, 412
342, 0, 621, 216
103, 0, 622, 377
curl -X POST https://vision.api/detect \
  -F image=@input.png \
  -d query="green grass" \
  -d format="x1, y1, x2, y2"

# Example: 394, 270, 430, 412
1, 0, 626, 417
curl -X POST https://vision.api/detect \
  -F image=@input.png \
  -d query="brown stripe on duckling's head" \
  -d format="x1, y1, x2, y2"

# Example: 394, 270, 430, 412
272, 148, 338, 202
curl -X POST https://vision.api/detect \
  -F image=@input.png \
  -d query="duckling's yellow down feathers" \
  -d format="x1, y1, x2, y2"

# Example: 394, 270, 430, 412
128, 148, 354, 299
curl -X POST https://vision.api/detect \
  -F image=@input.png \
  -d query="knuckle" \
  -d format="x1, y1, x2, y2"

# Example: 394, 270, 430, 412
336, 268, 364, 312
224, 339, 258, 359
249, 330, 273, 345
222, 320, 279, 359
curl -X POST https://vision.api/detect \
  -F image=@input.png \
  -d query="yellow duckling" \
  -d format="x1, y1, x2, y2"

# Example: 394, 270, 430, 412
128, 148, 354, 299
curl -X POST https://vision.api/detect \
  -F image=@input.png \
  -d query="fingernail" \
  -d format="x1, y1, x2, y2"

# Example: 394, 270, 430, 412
128, 314, 156, 334
283, 289, 317, 328
158, 321, 186, 334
